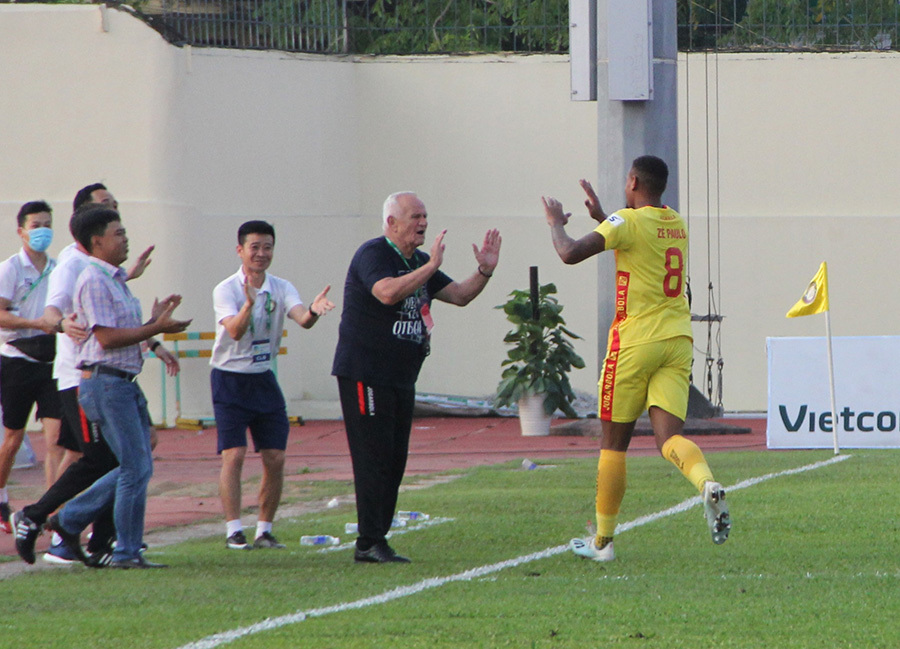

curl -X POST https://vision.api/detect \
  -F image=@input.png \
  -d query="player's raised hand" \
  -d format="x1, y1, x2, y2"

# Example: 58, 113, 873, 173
579, 179, 607, 223
542, 196, 571, 227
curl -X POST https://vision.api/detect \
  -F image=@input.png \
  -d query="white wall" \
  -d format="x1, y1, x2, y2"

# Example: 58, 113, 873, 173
678, 51, 900, 411
1, 6, 898, 418
0, 5, 599, 421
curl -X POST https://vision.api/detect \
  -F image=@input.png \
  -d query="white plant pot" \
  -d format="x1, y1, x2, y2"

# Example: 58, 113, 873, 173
518, 394, 552, 437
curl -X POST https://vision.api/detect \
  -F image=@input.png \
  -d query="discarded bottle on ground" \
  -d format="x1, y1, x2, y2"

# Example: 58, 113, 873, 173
300, 535, 339, 546
396, 510, 430, 521
346, 518, 406, 534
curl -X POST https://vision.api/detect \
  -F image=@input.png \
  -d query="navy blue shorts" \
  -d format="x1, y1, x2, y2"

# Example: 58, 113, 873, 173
211, 368, 289, 453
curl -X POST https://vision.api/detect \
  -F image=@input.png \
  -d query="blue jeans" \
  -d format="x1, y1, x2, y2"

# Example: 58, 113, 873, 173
59, 375, 153, 561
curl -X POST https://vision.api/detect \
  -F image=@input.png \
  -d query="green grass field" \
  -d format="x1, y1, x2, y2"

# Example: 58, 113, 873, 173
3, 450, 898, 649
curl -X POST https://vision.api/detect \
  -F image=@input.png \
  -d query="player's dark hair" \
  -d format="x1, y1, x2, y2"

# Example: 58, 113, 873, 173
238, 220, 276, 246
73, 205, 120, 253
72, 183, 108, 212
17, 201, 52, 228
631, 155, 668, 197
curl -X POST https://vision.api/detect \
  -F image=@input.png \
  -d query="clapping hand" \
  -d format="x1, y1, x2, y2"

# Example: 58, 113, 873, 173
151, 295, 191, 334
242, 276, 258, 306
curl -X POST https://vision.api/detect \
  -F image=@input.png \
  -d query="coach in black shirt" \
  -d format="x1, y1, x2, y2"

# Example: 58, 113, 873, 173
333, 191, 500, 563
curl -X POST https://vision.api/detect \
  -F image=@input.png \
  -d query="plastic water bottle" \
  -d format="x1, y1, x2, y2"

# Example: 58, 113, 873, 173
300, 535, 340, 546
522, 458, 538, 470
397, 510, 430, 521
346, 519, 405, 534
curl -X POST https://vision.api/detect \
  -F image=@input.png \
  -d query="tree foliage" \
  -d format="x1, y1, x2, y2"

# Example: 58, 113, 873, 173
724, 0, 898, 50
678, 0, 898, 51
254, 0, 568, 54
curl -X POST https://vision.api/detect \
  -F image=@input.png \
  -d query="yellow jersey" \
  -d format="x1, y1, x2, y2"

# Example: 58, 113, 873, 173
594, 205, 692, 351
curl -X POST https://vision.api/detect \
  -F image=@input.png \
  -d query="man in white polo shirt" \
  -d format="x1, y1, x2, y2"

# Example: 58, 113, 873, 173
211, 220, 334, 550
0, 200, 61, 533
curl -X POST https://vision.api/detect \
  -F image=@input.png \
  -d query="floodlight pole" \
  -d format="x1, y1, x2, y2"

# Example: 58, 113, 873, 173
571, 0, 679, 372
595, 0, 679, 345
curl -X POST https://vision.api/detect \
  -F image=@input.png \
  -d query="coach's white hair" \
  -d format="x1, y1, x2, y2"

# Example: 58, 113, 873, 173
382, 191, 417, 231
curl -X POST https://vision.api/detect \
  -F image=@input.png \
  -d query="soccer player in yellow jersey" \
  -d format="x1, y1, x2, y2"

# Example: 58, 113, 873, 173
542, 155, 731, 562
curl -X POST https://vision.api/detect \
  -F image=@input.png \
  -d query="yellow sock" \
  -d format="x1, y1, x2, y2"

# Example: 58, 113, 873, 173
595, 450, 627, 542
661, 435, 714, 492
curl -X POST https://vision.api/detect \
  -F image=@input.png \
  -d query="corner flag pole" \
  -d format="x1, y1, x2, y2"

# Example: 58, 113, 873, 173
825, 307, 839, 455
787, 261, 837, 453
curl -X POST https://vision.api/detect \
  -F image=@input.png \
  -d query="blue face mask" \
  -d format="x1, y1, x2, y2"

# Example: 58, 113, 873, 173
28, 227, 53, 253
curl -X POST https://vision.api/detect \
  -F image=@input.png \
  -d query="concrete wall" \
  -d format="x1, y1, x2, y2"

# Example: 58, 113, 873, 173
1, 6, 898, 418
678, 51, 900, 412
0, 5, 599, 422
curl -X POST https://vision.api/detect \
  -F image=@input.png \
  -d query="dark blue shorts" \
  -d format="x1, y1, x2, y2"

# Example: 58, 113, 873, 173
211, 368, 289, 453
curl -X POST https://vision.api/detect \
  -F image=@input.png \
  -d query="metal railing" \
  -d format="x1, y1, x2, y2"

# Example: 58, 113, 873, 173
124, 0, 900, 54
680, 0, 900, 51
150, 0, 568, 53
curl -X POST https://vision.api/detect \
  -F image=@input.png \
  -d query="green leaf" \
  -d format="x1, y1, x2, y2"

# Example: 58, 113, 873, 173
495, 279, 585, 418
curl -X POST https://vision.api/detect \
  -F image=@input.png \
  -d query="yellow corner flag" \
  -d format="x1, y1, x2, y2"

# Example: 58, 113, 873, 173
786, 262, 829, 318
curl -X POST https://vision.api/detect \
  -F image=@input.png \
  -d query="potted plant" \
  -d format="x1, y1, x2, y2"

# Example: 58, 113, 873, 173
494, 282, 585, 435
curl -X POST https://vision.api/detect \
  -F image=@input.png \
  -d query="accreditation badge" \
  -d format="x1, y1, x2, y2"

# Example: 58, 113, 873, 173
420, 301, 434, 334
251, 339, 271, 364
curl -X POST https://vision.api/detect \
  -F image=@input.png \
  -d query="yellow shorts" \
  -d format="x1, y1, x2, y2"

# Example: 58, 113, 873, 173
598, 336, 692, 423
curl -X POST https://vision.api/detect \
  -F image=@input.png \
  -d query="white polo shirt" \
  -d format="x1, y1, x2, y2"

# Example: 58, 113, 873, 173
210, 268, 303, 374
0, 248, 56, 361
46, 243, 91, 390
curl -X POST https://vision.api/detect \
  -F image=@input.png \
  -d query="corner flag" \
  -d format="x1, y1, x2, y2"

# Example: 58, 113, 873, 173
786, 262, 829, 318
785, 261, 840, 454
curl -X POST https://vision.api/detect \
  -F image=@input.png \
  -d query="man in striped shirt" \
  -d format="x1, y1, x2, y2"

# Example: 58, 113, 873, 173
47, 205, 190, 569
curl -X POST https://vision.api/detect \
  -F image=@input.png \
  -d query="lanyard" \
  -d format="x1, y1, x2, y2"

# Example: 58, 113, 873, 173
385, 237, 424, 300
248, 290, 274, 337
385, 237, 432, 356
17, 262, 53, 307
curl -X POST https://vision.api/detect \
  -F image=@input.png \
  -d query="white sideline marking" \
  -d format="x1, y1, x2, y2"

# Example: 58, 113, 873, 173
318, 517, 455, 553
175, 454, 850, 649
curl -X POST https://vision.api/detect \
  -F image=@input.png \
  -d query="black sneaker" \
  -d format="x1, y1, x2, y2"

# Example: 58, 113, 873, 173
354, 542, 410, 564
108, 537, 149, 553
86, 539, 115, 569
253, 532, 286, 549
109, 555, 168, 569
86, 547, 114, 569
13, 511, 42, 564
226, 530, 253, 550
0, 502, 12, 534
44, 514, 89, 565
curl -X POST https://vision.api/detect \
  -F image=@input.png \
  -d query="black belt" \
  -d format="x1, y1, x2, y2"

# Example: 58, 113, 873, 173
81, 364, 138, 382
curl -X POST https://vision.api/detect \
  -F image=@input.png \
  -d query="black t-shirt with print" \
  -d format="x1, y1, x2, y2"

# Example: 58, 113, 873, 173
332, 237, 452, 389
